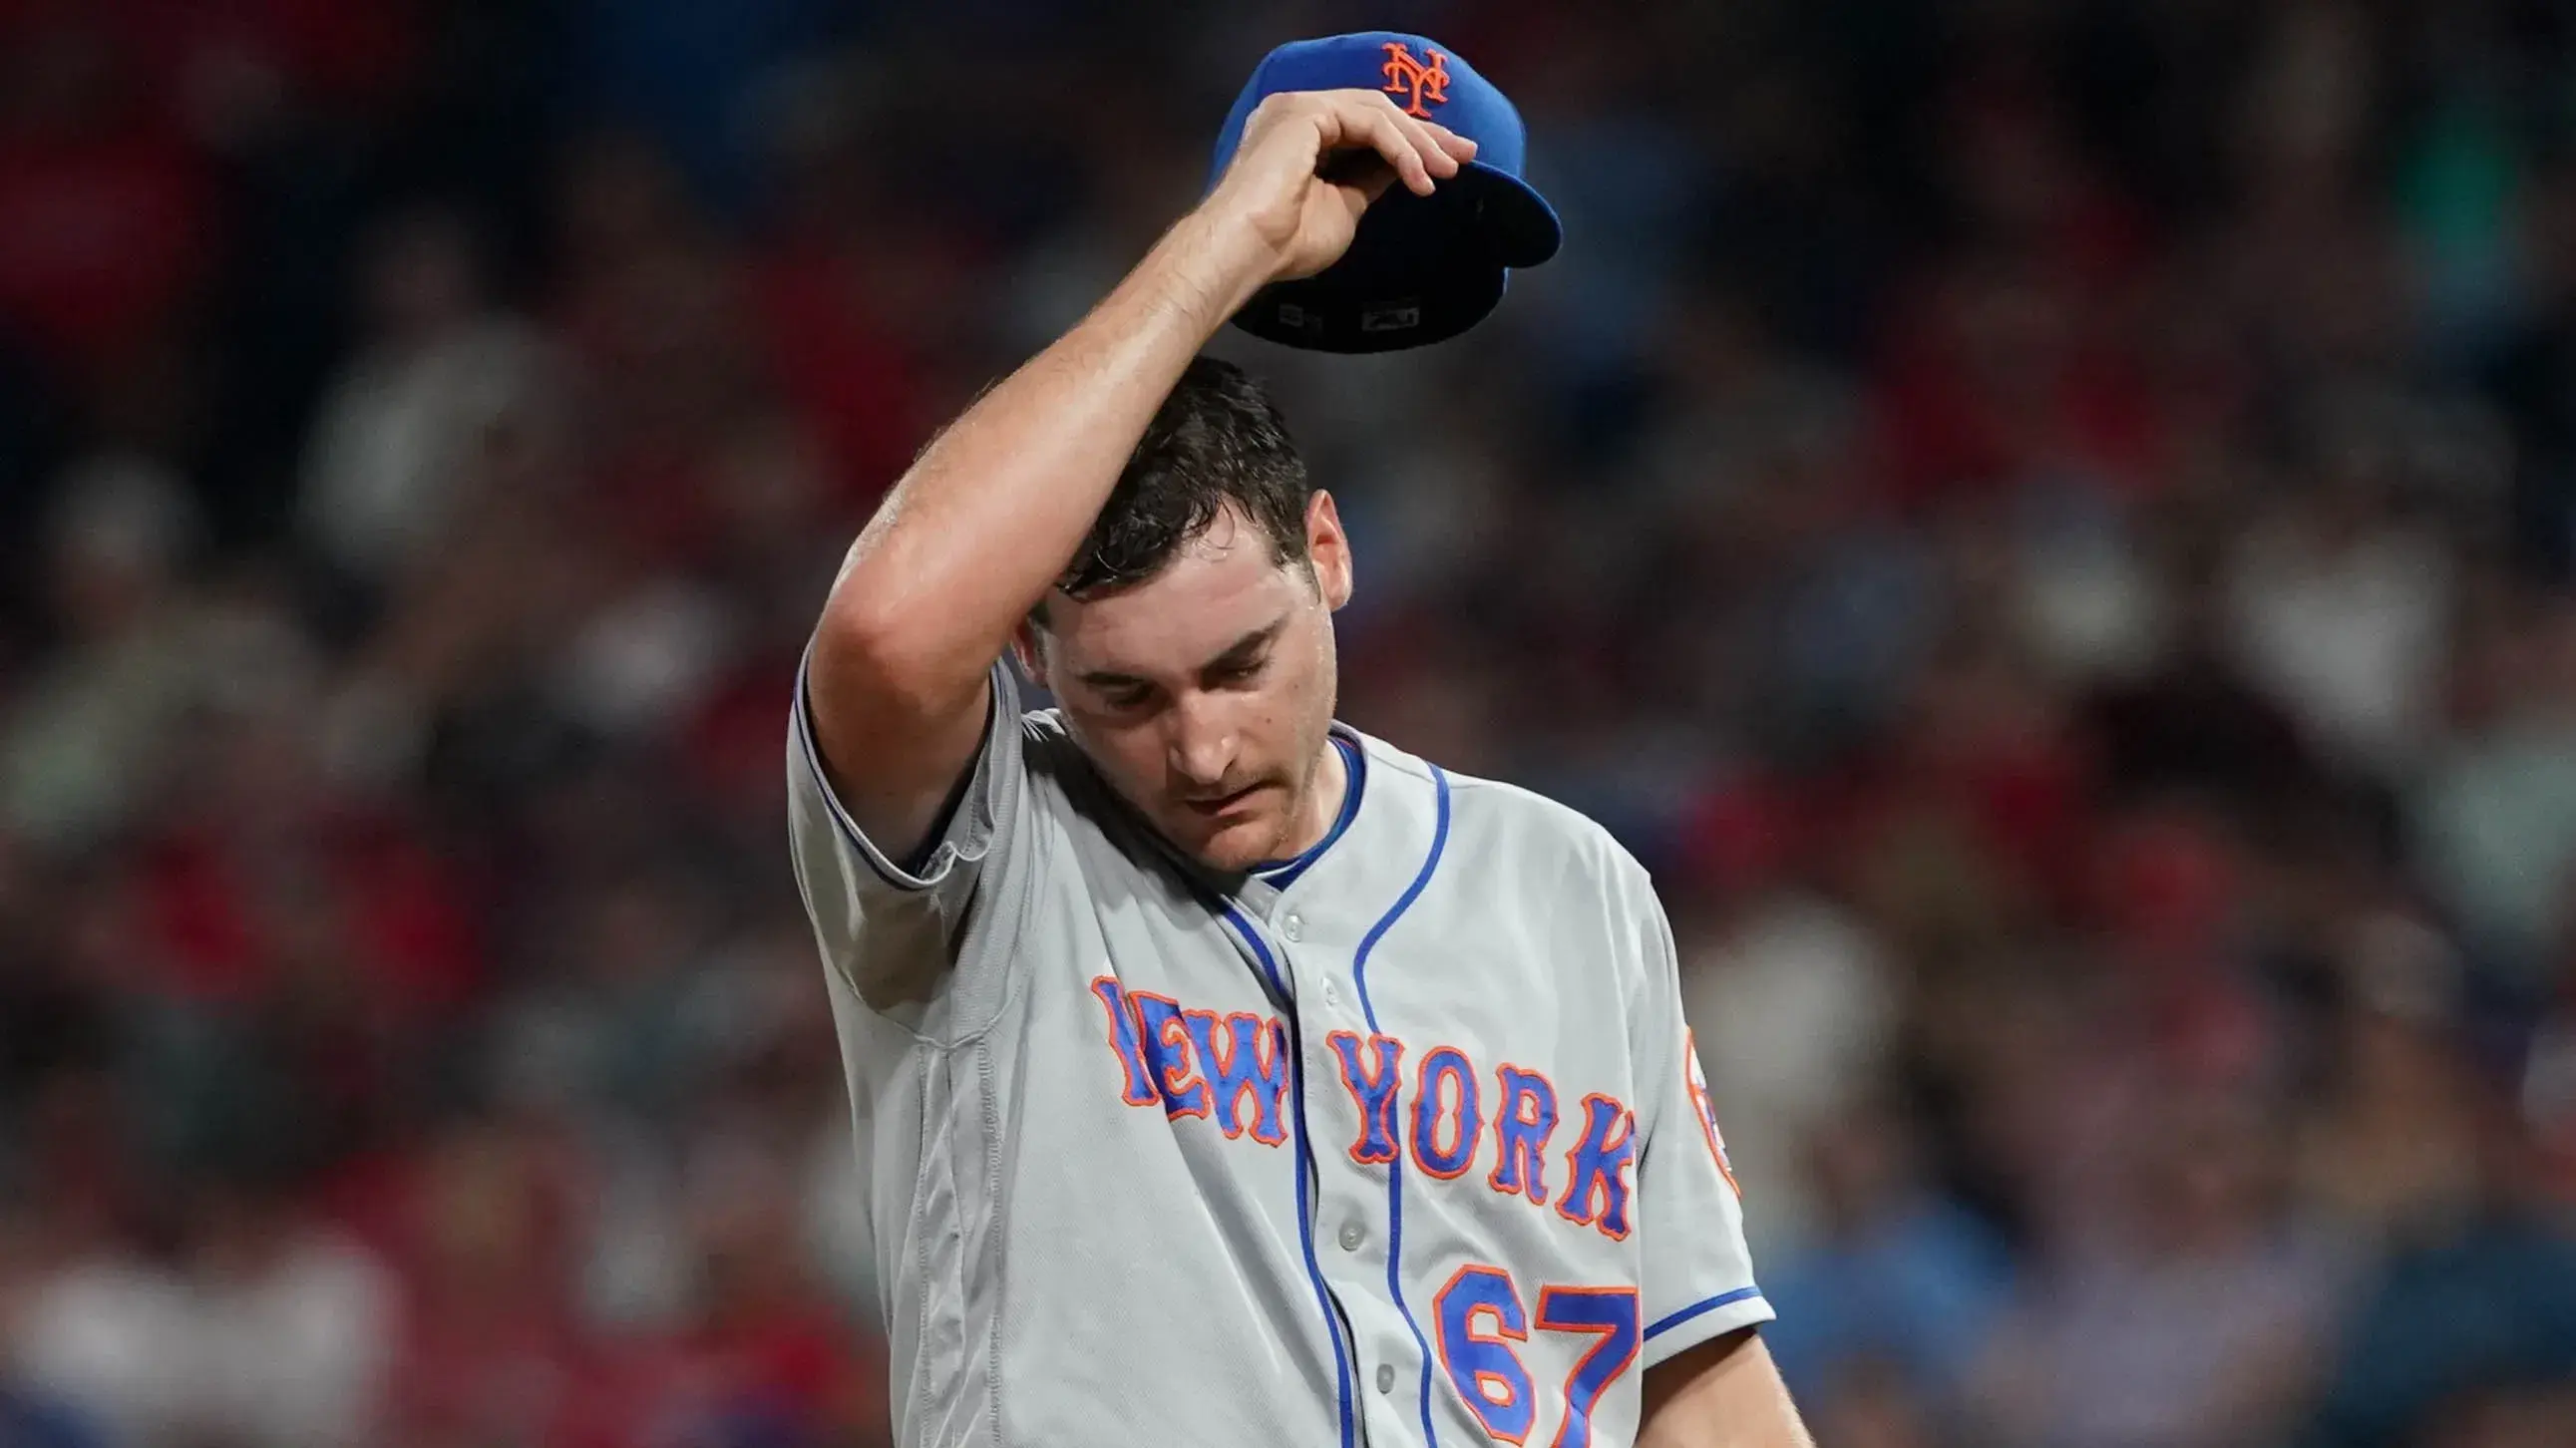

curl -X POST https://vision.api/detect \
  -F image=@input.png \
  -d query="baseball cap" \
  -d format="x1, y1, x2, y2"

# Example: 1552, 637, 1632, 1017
1209, 32, 1562, 353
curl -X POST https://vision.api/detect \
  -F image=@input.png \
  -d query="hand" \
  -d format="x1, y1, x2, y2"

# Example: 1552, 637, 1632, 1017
1197, 89, 1478, 284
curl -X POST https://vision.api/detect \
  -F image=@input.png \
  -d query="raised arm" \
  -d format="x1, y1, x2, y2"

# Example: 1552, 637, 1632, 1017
805, 90, 1475, 865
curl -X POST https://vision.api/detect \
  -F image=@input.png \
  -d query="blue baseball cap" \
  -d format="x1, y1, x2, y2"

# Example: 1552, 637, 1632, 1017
1208, 32, 1562, 353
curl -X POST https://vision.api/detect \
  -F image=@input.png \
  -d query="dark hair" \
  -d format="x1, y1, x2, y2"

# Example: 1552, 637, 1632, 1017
1048, 356, 1311, 607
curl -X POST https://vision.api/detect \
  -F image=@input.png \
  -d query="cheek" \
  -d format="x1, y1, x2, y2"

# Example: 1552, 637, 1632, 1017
1065, 711, 1164, 786
1216, 683, 1301, 752
1266, 652, 1328, 733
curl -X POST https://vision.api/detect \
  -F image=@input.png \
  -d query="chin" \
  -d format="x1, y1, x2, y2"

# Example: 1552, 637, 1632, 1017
1176, 811, 1290, 875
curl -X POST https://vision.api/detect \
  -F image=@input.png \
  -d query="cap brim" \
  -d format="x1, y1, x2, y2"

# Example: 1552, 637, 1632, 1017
1222, 161, 1558, 354
1452, 161, 1560, 269
1233, 265, 1506, 353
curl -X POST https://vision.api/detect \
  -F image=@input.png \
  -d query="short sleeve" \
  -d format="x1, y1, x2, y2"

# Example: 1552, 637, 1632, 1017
1630, 880, 1774, 1368
786, 649, 1033, 1041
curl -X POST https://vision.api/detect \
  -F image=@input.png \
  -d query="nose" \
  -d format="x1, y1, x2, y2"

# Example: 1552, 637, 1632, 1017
1164, 690, 1239, 790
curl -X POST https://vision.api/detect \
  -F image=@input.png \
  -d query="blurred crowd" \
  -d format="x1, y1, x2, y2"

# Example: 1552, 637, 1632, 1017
2, 0, 2576, 1445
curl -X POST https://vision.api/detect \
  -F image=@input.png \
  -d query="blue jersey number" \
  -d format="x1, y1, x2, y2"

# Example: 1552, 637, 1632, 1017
1534, 1286, 1642, 1448
1432, 1267, 1642, 1448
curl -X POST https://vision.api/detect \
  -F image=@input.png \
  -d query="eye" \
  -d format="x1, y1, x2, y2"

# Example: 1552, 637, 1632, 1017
1097, 682, 1156, 711
1207, 654, 1268, 688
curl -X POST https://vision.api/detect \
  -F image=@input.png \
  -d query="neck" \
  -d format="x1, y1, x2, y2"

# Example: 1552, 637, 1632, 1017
1275, 734, 1349, 861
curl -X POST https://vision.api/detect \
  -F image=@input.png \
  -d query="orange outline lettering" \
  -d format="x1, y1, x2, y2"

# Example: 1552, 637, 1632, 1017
1432, 1263, 1534, 1445
1535, 1285, 1642, 1448
1684, 1029, 1742, 1197
1327, 1030, 1405, 1165
1189, 1008, 1291, 1146
1555, 1094, 1637, 1241
1410, 1044, 1482, 1180
1487, 1063, 1559, 1206
1088, 976, 1158, 1108
1131, 990, 1211, 1121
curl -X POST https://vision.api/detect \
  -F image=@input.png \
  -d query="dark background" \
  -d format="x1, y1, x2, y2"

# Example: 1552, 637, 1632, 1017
2, 1, 2574, 1444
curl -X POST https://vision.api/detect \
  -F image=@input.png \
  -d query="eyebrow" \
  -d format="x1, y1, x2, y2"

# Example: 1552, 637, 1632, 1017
1077, 618, 1287, 692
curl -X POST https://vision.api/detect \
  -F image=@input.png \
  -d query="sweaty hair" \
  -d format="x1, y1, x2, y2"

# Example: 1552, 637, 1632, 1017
1048, 356, 1311, 607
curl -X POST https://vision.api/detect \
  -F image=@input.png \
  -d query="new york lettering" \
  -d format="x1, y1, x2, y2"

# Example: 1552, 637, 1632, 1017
1088, 980, 1634, 1243
1090, 976, 1289, 1144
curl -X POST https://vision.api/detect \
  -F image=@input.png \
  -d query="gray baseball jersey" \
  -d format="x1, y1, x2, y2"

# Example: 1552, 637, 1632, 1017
788, 656, 1769, 1448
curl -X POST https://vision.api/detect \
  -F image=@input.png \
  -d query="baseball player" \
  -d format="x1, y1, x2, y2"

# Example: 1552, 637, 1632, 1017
789, 36, 1812, 1448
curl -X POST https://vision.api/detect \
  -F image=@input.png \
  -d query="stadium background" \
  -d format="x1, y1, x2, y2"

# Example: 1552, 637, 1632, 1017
2, 0, 2575, 1444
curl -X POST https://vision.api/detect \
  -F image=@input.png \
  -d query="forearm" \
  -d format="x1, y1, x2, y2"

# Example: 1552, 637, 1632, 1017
1638, 1331, 1814, 1448
818, 211, 1272, 701
795, 86, 1462, 855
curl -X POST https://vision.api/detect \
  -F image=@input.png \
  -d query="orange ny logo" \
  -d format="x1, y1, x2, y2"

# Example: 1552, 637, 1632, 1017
1379, 42, 1450, 118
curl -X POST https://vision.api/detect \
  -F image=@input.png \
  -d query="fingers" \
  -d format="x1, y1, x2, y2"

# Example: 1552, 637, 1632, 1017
1236, 90, 1483, 203
1375, 97, 1476, 193
1345, 98, 1439, 195
1311, 91, 1474, 197
1425, 122, 1479, 166
1382, 103, 1461, 189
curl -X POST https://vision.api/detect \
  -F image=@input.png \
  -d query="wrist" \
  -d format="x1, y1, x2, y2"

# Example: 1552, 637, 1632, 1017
1148, 208, 1278, 332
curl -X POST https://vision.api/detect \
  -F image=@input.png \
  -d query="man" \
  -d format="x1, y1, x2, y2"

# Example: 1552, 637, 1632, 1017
790, 81, 1811, 1448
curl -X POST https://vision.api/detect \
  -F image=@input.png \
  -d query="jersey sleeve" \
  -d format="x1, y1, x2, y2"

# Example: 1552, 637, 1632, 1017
786, 648, 1034, 1041
1629, 877, 1774, 1369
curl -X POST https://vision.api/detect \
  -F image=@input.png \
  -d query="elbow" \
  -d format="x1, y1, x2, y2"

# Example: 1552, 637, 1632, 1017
813, 582, 961, 724
818, 577, 903, 664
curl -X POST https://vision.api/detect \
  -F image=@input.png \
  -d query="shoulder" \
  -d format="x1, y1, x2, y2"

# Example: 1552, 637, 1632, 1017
1365, 738, 1656, 903
1011, 706, 1197, 889
1369, 744, 1676, 1028
1017, 706, 1105, 807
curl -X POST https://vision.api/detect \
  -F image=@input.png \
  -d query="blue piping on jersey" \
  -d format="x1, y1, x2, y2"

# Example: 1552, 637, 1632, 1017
1221, 905, 1353, 1448
1645, 1285, 1767, 1341
1224, 904, 1293, 1005
1349, 763, 1452, 1448
1254, 734, 1366, 892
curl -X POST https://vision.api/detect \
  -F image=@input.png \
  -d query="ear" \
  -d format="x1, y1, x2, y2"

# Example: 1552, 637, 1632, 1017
1011, 615, 1047, 682
1306, 491, 1353, 612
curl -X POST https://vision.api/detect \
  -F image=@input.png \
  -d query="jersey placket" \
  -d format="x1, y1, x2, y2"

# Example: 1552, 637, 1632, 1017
1244, 874, 1437, 1448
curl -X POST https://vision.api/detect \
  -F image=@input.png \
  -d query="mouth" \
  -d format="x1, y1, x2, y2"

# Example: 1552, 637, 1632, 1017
1179, 783, 1267, 820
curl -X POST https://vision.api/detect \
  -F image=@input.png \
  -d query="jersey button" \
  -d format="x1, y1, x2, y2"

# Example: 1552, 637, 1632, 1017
1322, 980, 1341, 1009
1337, 1222, 1364, 1252
1376, 1364, 1396, 1394
1282, 912, 1303, 941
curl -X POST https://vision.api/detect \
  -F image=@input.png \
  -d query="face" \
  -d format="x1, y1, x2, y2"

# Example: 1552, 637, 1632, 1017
1018, 494, 1352, 872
